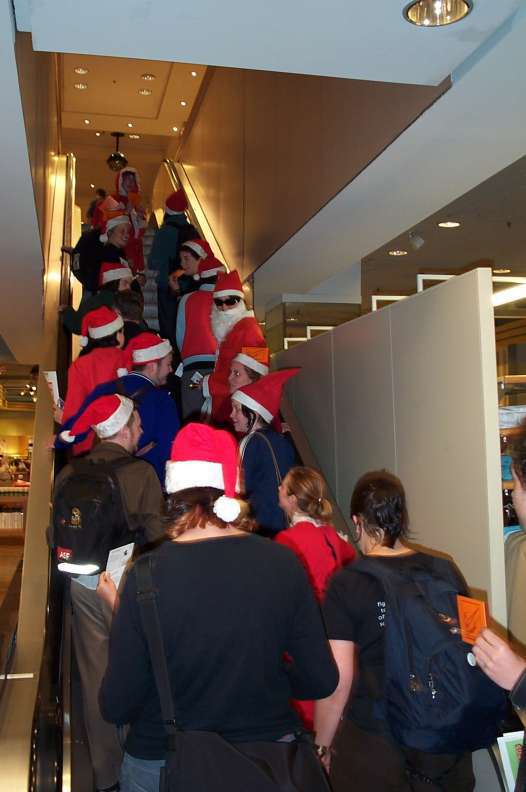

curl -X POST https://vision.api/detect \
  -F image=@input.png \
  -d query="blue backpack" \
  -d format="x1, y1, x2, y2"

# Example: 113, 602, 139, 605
354, 557, 506, 754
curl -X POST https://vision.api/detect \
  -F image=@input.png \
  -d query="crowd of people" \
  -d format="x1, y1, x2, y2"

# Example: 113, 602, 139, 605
51, 173, 526, 792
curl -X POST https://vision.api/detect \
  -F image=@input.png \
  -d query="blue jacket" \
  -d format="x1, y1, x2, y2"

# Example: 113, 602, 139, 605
241, 428, 296, 536
56, 373, 180, 486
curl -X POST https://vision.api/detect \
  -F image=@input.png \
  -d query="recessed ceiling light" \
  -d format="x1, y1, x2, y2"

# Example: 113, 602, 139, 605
180, 100, 187, 107
74, 82, 88, 90
437, 220, 461, 229
403, 0, 472, 27
129, 134, 140, 139
141, 72, 156, 81
493, 268, 511, 275
84, 119, 90, 125
95, 131, 101, 137
172, 126, 179, 132
191, 71, 197, 77
127, 122, 133, 128
388, 249, 408, 257
90, 183, 95, 188
138, 88, 152, 96
74, 66, 88, 75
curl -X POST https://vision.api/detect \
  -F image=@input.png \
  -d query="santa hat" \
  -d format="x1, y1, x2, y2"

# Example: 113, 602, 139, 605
99, 215, 130, 243
59, 394, 134, 444
124, 331, 172, 369
99, 261, 133, 287
165, 423, 241, 522
232, 368, 300, 424
214, 270, 244, 300
181, 238, 213, 260
165, 189, 187, 215
117, 166, 141, 196
194, 255, 226, 281
233, 347, 270, 377
79, 306, 123, 348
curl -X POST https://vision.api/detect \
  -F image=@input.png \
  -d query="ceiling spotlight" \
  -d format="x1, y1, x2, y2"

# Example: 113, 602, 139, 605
409, 232, 425, 250
90, 183, 95, 188
180, 100, 187, 107
129, 134, 140, 139
403, 0, 472, 27
127, 122, 133, 128
138, 88, 152, 96
191, 71, 197, 77
437, 220, 461, 228
74, 82, 88, 90
95, 131, 101, 137
141, 72, 156, 81
74, 66, 88, 75
84, 118, 90, 125
493, 268, 512, 275
388, 249, 408, 257
172, 126, 179, 132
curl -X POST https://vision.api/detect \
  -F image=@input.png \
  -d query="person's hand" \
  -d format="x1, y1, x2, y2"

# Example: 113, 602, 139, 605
512, 467, 526, 527
473, 628, 526, 690
97, 572, 119, 611
168, 270, 184, 293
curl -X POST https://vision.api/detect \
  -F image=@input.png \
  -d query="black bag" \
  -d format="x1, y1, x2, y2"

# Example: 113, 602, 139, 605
50, 456, 137, 575
354, 557, 507, 754
134, 554, 331, 792
71, 229, 105, 292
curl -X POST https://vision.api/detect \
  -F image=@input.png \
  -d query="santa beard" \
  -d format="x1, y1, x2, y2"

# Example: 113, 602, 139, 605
211, 301, 251, 343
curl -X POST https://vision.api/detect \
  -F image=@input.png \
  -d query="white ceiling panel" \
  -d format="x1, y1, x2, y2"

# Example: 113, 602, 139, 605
17, 0, 522, 85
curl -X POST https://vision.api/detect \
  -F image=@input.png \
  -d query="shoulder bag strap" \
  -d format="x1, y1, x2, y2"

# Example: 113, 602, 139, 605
253, 431, 282, 486
135, 554, 178, 738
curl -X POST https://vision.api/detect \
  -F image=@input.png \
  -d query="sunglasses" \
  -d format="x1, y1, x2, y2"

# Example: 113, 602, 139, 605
214, 296, 241, 308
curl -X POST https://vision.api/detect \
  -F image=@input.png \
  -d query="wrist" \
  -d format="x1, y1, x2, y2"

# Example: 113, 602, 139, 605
314, 743, 332, 759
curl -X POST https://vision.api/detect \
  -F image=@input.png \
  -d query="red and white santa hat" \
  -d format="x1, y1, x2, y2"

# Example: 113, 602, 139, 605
117, 166, 141, 197
79, 306, 124, 347
99, 215, 130, 243
165, 189, 188, 215
232, 368, 300, 424
195, 255, 226, 281
59, 394, 134, 444
98, 261, 133, 287
123, 331, 172, 369
213, 270, 244, 300
181, 238, 213, 261
233, 346, 270, 377
165, 422, 241, 522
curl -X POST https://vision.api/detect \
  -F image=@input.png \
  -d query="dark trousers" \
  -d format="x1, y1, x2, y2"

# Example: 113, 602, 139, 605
157, 287, 179, 346
330, 719, 475, 792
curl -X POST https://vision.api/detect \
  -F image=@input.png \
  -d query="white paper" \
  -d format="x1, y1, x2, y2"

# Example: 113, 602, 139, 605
190, 370, 204, 384
43, 371, 61, 406
497, 730, 524, 792
106, 542, 134, 590
175, 363, 184, 378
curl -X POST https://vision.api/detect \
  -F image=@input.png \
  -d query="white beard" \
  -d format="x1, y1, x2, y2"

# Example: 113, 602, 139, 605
211, 301, 252, 343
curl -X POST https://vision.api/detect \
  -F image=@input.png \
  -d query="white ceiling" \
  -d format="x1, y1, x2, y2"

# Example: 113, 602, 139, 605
15, 0, 522, 86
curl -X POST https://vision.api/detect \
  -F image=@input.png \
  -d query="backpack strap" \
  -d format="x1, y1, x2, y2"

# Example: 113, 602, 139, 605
252, 431, 282, 486
135, 554, 179, 742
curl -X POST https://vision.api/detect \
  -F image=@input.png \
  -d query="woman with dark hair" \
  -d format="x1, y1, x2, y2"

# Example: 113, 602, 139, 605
99, 423, 337, 792
231, 370, 298, 536
228, 347, 269, 392
314, 470, 475, 792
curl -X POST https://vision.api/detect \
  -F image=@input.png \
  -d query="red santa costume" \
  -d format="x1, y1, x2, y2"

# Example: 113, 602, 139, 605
202, 271, 266, 424
112, 167, 147, 273
62, 306, 127, 455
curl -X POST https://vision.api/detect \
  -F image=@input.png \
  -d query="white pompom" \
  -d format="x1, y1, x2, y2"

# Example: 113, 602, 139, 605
193, 273, 200, 281
213, 495, 241, 523
80, 336, 88, 347
116, 368, 128, 377
59, 430, 75, 444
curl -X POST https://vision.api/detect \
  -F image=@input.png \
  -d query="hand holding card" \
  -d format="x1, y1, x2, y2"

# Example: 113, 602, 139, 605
457, 594, 488, 644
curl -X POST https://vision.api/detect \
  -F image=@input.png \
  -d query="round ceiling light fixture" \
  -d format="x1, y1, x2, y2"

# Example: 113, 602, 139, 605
74, 66, 88, 75
388, 249, 408, 257
191, 71, 197, 77
84, 118, 90, 125
141, 72, 156, 81
403, 0, 472, 27
106, 131, 128, 172
95, 131, 101, 137
493, 268, 512, 275
74, 82, 88, 90
180, 100, 187, 107
90, 183, 95, 188
437, 220, 461, 228
172, 126, 179, 132
138, 88, 152, 96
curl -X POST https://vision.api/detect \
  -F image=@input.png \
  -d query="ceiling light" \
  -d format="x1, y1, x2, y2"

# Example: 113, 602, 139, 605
437, 220, 461, 228
84, 118, 90, 125
493, 268, 511, 275
492, 284, 526, 307
191, 71, 197, 77
74, 66, 88, 75
172, 126, 179, 132
127, 122, 133, 128
95, 131, 101, 137
180, 100, 187, 107
74, 82, 88, 90
138, 88, 152, 96
129, 134, 140, 139
403, 0, 472, 26
141, 72, 156, 81
90, 183, 95, 188
388, 250, 408, 257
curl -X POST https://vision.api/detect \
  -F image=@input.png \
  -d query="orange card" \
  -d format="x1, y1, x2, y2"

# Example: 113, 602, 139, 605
457, 595, 488, 644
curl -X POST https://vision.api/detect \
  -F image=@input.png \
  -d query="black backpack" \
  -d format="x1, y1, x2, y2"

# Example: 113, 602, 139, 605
71, 229, 105, 292
50, 456, 138, 575
354, 557, 507, 754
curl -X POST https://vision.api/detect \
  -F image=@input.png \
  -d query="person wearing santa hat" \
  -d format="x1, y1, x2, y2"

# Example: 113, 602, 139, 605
176, 251, 225, 420
228, 346, 270, 392
98, 260, 134, 292
55, 394, 164, 792
57, 332, 179, 484
61, 306, 128, 455
99, 421, 337, 792
199, 270, 266, 424
111, 166, 147, 274
148, 190, 198, 342
231, 369, 299, 536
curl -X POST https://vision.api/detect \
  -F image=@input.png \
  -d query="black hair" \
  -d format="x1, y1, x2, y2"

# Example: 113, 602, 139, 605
239, 403, 269, 432
79, 332, 121, 357
350, 470, 409, 549
180, 244, 201, 261
96, 188, 106, 199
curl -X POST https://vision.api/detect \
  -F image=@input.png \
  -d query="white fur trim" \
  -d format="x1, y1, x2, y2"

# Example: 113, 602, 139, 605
233, 353, 269, 376
101, 266, 132, 285
164, 205, 184, 215
117, 367, 128, 377
202, 374, 210, 399
59, 430, 76, 444
132, 339, 172, 363
80, 336, 88, 347
165, 459, 224, 494
88, 315, 123, 340
183, 241, 207, 259
95, 395, 134, 438
213, 289, 244, 299
99, 233, 109, 243
213, 495, 241, 522
232, 390, 273, 424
